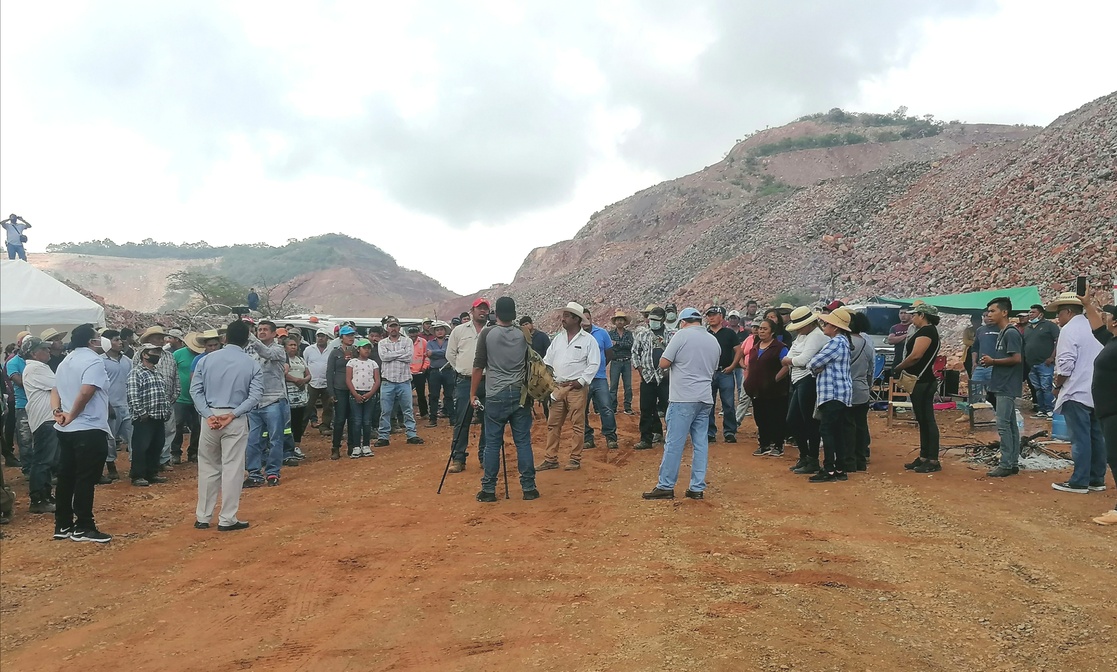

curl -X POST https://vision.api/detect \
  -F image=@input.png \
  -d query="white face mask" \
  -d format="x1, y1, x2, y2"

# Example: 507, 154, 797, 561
665, 312, 677, 322
649, 319, 663, 329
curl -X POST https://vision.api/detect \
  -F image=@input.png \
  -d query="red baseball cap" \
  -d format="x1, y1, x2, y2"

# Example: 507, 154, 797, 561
472, 297, 490, 308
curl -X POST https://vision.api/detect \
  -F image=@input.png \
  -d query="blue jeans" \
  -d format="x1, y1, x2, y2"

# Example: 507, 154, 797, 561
584, 377, 618, 442
994, 395, 1020, 469
708, 371, 739, 438
969, 366, 991, 404
451, 375, 485, 463
428, 367, 456, 420
6, 242, 27, 260
1028, 363, 1054, 414
106, 403, 133, 463
481, 387, 536, 494
348, 392, 380, 447
733, 369, 744, 401
246, 399, 288, 480
29, 421, 59, 501
1061, 400, 1107, 487
608, 360, 633, 412
657, 402, 712, 492
378, 380, 417, 440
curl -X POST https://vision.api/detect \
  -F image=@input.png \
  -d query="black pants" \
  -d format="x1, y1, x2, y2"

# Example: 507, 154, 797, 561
752, 396, 788, 449
786, 376, 821, 461
290, 406, 306, 444
171, 402, 200, 460
638, 378, 669, 440
54, 428, 109, 531
331, 387, 350, 450
818, 400, 851, 475
412, 372, 429, 418
843, 403, 871, 470
130, 418, 165, 480
911, 380, 940, 461
2, 399, 14, 455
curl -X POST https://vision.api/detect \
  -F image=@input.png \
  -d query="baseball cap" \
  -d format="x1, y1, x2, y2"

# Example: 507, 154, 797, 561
705, 306, 726, 316
19, 336, 50, 357
665, 303, 677, 311
472, 297, 490, 309
406, 325, 419, 333
451, 317, 462, 326
315, 328, 331, 338
727, 310, 741, 318
137, 343, 163, 353
355, 338, 371, 348
678, 308, 703, 321
166, 328, 185, 339
338, 325, 357, 336
385, 316, 400, 326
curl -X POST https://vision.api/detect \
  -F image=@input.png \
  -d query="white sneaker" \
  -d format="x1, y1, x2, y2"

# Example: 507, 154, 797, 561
349, 447, 361, 459
293, 446, 306, 460
360, 445, 373, 457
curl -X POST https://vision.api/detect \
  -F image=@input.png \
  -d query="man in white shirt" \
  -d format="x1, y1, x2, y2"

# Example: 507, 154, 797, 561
303, 329, 334, 435
446, 298, 490, 471
538, 302, 600, 472
20, 338, 60, 513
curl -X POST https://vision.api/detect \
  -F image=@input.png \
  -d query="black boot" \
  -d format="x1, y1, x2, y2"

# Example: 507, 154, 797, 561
792, 460, 821, 474
97, 463, 112, 485
106, 462, 120, 482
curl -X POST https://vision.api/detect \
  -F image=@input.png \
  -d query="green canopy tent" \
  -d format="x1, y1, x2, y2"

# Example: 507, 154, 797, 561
874, 286, 1044, 317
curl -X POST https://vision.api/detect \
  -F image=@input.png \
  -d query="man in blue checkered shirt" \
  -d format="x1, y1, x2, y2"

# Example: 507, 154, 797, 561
808, 308, 854, 482
126, 344, 173, 486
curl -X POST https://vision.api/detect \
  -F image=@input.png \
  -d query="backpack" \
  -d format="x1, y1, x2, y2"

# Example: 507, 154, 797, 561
520, 335, 555, 405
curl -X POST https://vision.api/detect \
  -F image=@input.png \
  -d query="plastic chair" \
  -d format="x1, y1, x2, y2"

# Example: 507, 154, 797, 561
870, 354, 887, 402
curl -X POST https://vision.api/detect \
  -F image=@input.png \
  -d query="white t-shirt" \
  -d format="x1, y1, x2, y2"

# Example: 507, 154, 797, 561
346, 358, 379, 391
22, 359, 57, 431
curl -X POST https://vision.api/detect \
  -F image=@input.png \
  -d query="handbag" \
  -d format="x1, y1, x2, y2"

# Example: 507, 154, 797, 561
897, 338, 939, 395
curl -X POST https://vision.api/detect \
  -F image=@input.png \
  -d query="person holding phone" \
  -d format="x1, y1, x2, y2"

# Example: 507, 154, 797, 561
2, 214, 31, 261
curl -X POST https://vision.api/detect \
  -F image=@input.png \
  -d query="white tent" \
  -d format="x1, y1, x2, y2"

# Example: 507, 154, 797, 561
0, 260, 106, 345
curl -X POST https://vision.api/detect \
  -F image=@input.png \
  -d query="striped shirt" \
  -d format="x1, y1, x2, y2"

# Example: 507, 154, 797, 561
377, 335, 413, 383
127, 364, 172, 421
808, 334, 853, 407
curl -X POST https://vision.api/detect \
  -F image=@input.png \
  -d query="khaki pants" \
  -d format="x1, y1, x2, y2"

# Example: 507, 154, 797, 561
308, 385, 333, 430
544, 386, 588, 464
196, 414, 249, 527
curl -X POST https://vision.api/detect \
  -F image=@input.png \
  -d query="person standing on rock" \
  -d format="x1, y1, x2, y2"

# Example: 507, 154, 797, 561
190, 320, 262, 531
781, 307, 827, 470
607, 311, 635, 416
538, 302, 599, 472
446, 299, 490, 473
581, 308, 617, 451
1023, 303, 1060, 418
705, 306, 740, 444
470, 297, 538, 502
632, 307, 673, 449
1046, 292, 1105, 494
642, 308, 720, 500
981, 297, 1025, 479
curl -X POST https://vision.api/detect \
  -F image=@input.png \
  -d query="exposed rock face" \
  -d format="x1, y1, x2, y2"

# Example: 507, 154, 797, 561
446, 94, 1115, 327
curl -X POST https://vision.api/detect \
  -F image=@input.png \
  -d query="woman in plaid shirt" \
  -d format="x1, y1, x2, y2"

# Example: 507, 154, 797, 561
807, 308, 854, 483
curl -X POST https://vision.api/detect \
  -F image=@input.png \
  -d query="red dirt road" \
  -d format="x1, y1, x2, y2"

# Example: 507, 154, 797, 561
1, 410, 1114, 671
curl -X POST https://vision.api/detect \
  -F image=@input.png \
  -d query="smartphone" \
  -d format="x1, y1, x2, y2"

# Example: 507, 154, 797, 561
1075, 276, 1087, 297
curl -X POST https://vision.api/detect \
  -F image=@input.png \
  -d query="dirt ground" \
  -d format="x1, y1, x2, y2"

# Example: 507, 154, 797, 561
1, 404, 1114, 672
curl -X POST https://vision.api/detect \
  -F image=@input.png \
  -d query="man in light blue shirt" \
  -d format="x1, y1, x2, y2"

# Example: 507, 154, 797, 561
51, 323, 113, 543
643, 308, 720, 500
101, 330, 132, 482
581, 308, 617, 450
190, 320, 263, 531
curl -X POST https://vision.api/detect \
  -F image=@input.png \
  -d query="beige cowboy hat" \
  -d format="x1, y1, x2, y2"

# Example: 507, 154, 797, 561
819, 306, 852, 332
184, 332, 207, 354
777, 303, 794, 311
201, 328, 221, 341
40, 327, 68, 342
612, 310, 629, 323
1045, 291, 1084, 313
139, 326, 169, 343
560, 301, 585, 322
642, 303, 660, 315
785, 306, 819, 332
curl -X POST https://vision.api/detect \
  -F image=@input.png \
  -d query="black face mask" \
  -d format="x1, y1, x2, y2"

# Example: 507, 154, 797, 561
145, 355, 161, 366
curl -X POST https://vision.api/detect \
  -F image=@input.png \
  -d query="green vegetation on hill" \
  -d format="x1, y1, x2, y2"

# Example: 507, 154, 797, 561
46, 234, 397, 286
744, 107, 947, 158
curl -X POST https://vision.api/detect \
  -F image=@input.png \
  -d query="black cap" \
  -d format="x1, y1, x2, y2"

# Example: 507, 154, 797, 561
705, 306, 725, 316
649, 307, 666, 318
495, 296, 516, 322
665, 303, 677, 311
406, 326, 419, 333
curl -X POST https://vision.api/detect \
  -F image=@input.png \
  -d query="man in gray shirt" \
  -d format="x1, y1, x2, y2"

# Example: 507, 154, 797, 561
643, 308, 721, 501
470, 296, 537, 502
982, 297, 1025, 478
191, 320, 263, 531
243, 320, 289, 487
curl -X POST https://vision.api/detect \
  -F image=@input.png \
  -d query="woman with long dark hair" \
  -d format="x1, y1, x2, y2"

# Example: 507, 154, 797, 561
763, 308, 790, 345
894, 304, 942, 473
846, 312, 874, 471
744, 319, 790, 456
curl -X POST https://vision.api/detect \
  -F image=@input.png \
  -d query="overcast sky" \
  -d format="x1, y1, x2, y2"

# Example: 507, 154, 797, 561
2, 0, 1113, 294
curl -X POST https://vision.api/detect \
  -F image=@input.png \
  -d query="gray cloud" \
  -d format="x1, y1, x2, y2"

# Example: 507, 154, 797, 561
11, 0, 990, 224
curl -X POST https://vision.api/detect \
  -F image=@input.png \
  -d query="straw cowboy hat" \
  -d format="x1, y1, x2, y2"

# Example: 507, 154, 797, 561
139, 326, 168, 343
40, 327, 68, 342
778, 303, 794, 311
785, 306, 819, 332
184, 332, 207, 355
1045, 291, 1084, 313
561, 301, 585, 322
201, 329, 221, 342
612, 310, 629, 324
819, 307, 852, 332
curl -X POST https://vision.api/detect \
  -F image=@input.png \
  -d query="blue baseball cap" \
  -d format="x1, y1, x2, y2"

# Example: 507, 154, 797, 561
678, 307, 702, 321
338, 325, 357, 336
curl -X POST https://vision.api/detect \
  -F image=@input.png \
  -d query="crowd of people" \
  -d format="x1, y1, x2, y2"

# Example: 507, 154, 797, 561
2, 288, 1115, 540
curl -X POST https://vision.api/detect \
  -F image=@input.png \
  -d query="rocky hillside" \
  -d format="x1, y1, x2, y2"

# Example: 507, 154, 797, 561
442, 95, 1114, 326
33, 234, 457, 316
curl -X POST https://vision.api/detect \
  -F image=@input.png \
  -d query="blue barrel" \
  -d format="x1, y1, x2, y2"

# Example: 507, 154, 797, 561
1051, 412, 1070, 441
